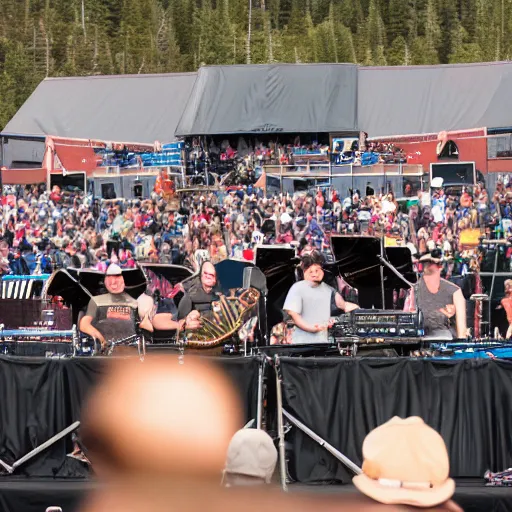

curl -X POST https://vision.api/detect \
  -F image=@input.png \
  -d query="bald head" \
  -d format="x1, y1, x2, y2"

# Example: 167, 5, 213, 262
81, 355, 241, 478
201, 261, 217, 292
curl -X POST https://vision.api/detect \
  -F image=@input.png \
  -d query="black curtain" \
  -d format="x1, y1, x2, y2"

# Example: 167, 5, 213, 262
0, 355, 261, 478
279, 357, 512, 483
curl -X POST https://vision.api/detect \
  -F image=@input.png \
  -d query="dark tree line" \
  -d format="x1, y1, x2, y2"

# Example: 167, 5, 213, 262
0, 0, 507, 129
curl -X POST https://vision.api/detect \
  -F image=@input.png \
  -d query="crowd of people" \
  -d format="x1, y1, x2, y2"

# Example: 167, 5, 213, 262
185, 136, 411, 180
0, 175, 511, 280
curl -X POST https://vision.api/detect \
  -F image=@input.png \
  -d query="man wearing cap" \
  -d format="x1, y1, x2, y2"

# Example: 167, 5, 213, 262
222, 429, 278, 487
404, 250, 466, 339
79, 264, 139, 348
283, 251, 359, 344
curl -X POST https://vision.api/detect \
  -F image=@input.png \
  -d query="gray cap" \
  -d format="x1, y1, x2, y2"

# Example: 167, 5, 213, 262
224, 429, 277, 483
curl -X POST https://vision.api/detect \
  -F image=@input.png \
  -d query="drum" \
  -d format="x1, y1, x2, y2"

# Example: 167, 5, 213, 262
108, 334, 146, 360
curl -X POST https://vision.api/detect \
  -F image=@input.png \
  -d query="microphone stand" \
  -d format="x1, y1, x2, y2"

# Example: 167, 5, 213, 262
376, 255, 415, 289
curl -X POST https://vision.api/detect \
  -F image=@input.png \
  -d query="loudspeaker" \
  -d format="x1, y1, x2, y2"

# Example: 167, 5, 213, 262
243, 266, 268, 295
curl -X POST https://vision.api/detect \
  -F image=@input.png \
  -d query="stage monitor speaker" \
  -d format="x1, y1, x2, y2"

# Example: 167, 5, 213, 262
243, 267, 268, 295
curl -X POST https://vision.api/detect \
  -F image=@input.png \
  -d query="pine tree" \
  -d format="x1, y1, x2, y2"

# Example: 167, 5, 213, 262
366, 0, 386, 54
336, 25, 357, 63
438, 0, 458, 63
424, 0, 441, 59
387, 0, 410, 43
339, 0, 364, 33
375, 44, 387, 65
387, 35, 408, 65
411, 36, 438, 64
475, 0, 492, 60
0, 41, 38, 128
448, 24, 482, 63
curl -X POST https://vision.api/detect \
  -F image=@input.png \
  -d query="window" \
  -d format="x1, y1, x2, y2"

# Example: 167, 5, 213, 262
402, 177, 421, 197
50, 173, 86, 192
101, 183, 116, 199
488, 135, 512, 159
10, 161, 42, 169
133, 181, 143, 198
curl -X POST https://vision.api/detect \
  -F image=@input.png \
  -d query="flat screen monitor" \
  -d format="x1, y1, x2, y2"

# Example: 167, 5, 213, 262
430, 162, 475, 186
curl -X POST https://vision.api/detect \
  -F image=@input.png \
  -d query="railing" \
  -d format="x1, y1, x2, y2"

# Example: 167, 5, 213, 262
263, 163, 424, 177
263, 163, 426, 196
95, 164, 185, 176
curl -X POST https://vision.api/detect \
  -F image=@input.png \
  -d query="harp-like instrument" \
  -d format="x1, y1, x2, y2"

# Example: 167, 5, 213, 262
180, 288, 260, 348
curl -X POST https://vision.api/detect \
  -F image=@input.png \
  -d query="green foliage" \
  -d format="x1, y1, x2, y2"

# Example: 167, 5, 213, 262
0, 0, 510, 129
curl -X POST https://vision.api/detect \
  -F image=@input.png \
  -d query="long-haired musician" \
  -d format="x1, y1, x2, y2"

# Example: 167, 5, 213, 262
283, 251, 359, 344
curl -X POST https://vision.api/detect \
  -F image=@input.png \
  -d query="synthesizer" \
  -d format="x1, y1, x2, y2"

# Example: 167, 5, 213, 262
331, 309, 424, 338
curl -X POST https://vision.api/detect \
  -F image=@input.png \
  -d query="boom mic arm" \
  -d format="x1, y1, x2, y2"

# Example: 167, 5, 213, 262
377, 255, 415, 289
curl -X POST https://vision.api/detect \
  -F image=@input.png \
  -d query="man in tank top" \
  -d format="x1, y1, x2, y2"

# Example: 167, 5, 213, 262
404, 250, 467, 339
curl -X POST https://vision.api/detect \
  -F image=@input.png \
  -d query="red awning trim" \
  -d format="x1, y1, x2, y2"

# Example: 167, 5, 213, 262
1, 168, 47, 185
54, 144, 101, 175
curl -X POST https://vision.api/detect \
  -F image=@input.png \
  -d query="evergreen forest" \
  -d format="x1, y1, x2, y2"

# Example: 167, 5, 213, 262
0, 0, 509, 129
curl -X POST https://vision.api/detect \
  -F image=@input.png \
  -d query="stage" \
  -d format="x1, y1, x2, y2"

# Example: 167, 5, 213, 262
292, 479, 512, 512
0, 355, 512, 511
277, 357, 512, 484
0, 477, 509, 512
0, 477, 93, 512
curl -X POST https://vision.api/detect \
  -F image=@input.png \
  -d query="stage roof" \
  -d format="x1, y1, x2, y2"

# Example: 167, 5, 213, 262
3, 73, 197, 144
175, 64, 359, 136
5, 62, 512, 142
358, 61, 512, 137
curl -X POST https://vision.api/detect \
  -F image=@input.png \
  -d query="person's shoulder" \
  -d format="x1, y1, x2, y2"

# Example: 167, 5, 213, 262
440, 278, 460, 292
320, 281, 335, 292
92, 293, 111, 305
121, 292, 138, 304
288, 280, 306, 293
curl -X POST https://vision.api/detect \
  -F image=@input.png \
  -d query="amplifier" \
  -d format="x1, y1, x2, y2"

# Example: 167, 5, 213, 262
331, 309, 423, 338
